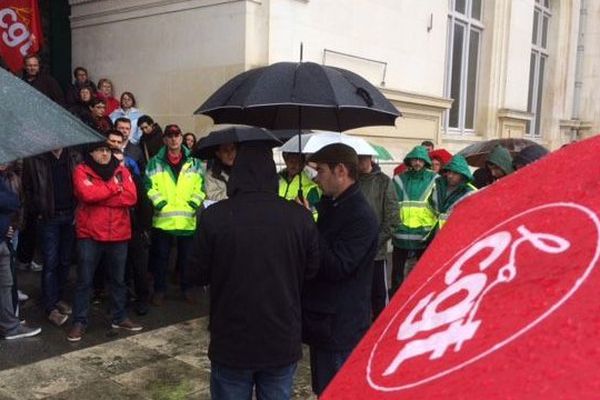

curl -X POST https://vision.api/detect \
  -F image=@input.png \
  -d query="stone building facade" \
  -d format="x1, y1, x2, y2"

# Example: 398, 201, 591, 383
69, 0, 599, 158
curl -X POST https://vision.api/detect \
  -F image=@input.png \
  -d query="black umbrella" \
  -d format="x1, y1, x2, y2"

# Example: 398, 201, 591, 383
0, 68, 105, 163
194, 61, 400, 132
457, 138, 545, 168
193, 125, 281, 160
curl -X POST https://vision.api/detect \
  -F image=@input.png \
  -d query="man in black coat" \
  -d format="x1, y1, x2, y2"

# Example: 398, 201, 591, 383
192, 141, 319, 399
302, 143, 379, 396
21, 54, 64, 106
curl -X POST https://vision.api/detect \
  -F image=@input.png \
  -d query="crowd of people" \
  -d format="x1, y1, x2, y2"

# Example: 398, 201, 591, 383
0, 54, 550, 398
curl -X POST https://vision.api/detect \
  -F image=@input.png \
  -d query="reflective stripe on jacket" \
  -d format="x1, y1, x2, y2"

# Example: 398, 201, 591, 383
145, 147, 205, 235
278, 170, 321, 220
392, 169, 437, 249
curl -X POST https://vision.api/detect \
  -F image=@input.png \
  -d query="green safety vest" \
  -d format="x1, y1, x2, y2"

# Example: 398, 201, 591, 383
145, 147, 205, 235
392, 171, 437, 249
434, 182, 477, 229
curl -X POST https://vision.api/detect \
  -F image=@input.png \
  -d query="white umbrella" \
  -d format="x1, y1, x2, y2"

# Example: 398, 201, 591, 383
280, 131, 377, 156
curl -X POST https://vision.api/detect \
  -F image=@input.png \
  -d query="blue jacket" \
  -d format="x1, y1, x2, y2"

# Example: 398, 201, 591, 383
302, 183, 379, 351
0, 180, 20, 245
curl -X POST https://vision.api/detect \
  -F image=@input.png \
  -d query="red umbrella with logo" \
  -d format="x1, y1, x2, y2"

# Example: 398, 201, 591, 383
323, 136, 600, 399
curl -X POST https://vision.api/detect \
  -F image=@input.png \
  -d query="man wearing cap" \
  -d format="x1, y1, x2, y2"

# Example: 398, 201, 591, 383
391, 145, 437, 294
302, 143, 379, 396
430, 155, 477, 230
145, 124, 205, 305
68, 141, 140, 342
278, 152, 321, 219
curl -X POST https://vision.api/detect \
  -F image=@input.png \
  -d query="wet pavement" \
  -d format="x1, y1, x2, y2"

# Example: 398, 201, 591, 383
0, 267, 316, 399
0, 317, 315, 399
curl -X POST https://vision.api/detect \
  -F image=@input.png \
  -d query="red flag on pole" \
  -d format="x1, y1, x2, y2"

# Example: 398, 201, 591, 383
323, 136, 600, 399
0, 0, 43, 73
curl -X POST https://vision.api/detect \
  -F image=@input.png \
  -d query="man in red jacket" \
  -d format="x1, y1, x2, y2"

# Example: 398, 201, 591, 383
67, 141, 141, 342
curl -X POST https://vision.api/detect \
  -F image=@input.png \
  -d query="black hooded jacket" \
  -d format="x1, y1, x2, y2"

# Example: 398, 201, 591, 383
191, 142, 319, 369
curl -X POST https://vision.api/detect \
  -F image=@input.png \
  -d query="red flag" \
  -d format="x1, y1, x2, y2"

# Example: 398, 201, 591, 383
323, 136, 600, 399
0, 0, 43, 73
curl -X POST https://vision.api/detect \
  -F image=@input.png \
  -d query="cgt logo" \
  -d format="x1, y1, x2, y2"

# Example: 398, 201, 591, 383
367, 203, 600, 392
0, 7, 35, 56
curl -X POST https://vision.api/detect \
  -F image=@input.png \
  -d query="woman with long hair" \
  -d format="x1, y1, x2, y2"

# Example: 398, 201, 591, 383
110, 92, 144, 144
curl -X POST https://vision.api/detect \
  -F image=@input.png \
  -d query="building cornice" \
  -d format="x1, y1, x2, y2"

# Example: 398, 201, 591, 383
69, 0, 261, 28
380, 88, 453, 111
497, 108, 533, 121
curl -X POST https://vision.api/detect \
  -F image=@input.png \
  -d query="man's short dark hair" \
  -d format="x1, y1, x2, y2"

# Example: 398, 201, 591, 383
326, 162, 358, 181
23, 54, 40, 65
114, 117, 131, 127
88, 97, 105, 108
106, 129, 124, 139
137, 115, 154, 127
73, 67, 88, 78
421, 140, 435, 149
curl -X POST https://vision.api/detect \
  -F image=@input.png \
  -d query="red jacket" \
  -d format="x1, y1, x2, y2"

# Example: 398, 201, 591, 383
73, 162, 137, 241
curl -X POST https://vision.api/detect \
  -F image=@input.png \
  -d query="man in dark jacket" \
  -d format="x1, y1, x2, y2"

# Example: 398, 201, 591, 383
65, 66, 97, 107
22, 148, 81, 327
192, 142, 319, 399
137, 115, 164, 163
21, 54, 64, 105
357, 155, 399, 319
303, 143, 379, 396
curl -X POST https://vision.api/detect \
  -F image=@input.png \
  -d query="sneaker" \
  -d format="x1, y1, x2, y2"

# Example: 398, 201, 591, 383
48, 309, 69, 327
30, 261, 43, 272
17, 290, 29, 302
151, 292, 164, 307
56, 301, 72, 315
111, 319, 143, 332
67, 323, 85, 342
5, 324, 42, 340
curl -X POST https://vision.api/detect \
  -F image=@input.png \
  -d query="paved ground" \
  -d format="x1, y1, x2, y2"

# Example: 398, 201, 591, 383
0, 317, 315, 400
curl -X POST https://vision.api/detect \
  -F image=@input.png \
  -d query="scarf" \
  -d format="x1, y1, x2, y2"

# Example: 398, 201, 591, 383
84, 153, 119, 181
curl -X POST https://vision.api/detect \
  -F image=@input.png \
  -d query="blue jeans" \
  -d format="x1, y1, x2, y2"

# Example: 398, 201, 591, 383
40, 213, 75, 314
72, 239, 128, 326
210, 361, 297, 400
309, 347, 352, 395
149, 228, 194, 293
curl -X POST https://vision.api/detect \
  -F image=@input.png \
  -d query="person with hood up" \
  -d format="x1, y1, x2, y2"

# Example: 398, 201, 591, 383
513, 144, 549, 170
430, 155, 477, 230
68, 141, 141, 342
486, 145, 514, 180
192, 142, 319, 399
391, 145, 437, 294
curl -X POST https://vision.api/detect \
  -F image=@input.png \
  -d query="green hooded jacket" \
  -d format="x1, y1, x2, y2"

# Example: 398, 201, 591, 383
430, 155, 477, 228
487, 145, 514, 175
403, 145, 432, 167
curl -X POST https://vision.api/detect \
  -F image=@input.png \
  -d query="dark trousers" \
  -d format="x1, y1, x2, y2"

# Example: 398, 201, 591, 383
391, 247, 425, 295
371, 259, 388, 320
210, 361, 297, 400
40, 213, 75, 314
149, 228, 194, 294
16, 214, 38, 264
125, 229, 150, 303
309, 346, 352, 396
72, 239, 128, 326
0, 242, 20, 335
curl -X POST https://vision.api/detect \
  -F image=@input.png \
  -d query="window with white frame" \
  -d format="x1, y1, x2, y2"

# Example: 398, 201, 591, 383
526, 0, 551, 137
445, 0, 483, 134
